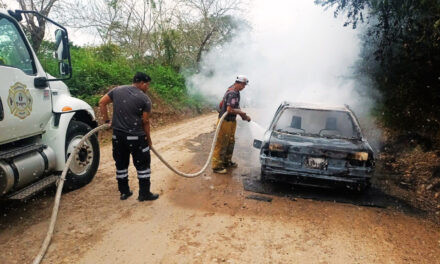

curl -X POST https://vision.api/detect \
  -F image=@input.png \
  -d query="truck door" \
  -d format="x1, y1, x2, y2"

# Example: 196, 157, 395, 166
0, 14, 52, 145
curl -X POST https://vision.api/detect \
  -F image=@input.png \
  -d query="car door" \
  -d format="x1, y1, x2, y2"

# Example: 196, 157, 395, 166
0, 14, 52, 145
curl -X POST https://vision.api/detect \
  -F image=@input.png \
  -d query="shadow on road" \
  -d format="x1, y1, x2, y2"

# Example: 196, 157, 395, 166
242, 176, 426, 216
0, 188, 56, 231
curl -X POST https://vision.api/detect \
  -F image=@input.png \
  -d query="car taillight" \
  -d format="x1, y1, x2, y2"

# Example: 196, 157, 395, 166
269, 143, 287, 158
269, 143, 285, 152
348, 152, 373, 167
352, 152, 369, 161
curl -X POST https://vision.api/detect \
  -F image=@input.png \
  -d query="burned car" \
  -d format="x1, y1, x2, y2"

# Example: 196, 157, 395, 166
253, 102, 374, 190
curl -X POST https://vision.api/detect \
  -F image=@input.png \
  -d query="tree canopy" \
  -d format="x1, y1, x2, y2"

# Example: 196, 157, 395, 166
316, 0, 440, 142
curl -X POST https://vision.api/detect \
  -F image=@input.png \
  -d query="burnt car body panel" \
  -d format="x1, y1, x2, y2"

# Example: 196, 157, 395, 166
256, 102, 374, 189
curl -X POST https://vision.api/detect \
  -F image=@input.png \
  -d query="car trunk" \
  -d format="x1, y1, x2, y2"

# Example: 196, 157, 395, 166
268, 132, 371, 176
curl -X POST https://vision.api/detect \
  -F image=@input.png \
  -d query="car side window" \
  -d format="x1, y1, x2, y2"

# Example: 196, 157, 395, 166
0, 17, 36, 75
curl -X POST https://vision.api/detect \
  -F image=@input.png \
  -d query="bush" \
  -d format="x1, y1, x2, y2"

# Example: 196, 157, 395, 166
145, 65, 187, 105
36, 43, 206, 110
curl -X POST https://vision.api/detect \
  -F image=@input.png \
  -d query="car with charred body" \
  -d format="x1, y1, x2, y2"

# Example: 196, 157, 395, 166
253, 102, 375, 190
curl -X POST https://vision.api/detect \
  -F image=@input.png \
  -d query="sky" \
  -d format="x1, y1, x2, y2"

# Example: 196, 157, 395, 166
2, 0, 101, 45
188, 0, 372, 127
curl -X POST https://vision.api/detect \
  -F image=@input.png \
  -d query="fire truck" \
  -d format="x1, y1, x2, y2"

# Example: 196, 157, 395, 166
0, 9, 100, 200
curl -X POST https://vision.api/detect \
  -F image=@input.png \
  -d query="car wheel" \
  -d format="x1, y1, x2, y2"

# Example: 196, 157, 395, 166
64, 120, 100, 190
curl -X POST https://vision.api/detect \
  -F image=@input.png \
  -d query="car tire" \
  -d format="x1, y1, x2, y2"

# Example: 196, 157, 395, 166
64, 120, 100, 190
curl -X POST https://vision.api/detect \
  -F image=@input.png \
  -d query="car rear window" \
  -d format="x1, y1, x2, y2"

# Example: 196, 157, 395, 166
273, 108, 358, 139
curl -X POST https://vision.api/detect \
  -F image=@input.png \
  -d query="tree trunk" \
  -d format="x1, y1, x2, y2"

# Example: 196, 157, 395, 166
18, 0, 58, 53
196, 29, 214, 64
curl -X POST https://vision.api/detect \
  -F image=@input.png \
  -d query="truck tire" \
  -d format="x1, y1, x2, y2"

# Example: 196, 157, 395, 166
64, 120, 100, 190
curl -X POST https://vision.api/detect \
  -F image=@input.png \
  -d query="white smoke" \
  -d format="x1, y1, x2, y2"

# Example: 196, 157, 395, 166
187, 0, 373, 123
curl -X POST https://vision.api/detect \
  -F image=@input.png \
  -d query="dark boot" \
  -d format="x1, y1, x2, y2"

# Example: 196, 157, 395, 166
138, 178, 159, 201
117, 178, 133, 200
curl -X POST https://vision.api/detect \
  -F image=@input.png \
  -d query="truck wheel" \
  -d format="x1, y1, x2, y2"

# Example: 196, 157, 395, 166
64, 120, 100, 190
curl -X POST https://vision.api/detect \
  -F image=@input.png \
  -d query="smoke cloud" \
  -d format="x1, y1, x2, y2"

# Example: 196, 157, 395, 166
187, 0, 375, 129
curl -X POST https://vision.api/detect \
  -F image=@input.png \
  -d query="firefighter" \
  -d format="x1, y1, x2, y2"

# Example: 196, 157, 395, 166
99, 72, 159, 201
211, 75, 251, 174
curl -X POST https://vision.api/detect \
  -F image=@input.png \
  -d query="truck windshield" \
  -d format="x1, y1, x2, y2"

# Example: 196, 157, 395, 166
273, 108, 359, 139
0, 16, 35, 75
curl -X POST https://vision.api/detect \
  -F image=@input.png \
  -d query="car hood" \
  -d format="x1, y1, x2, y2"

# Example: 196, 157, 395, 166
270, 132, 372, 153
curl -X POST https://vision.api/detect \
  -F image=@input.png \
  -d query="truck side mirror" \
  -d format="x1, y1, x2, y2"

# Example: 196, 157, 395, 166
54, 29, 71, 76
59, 62, 70, 75
253, 139, 262, 149
55, 29, 68, 61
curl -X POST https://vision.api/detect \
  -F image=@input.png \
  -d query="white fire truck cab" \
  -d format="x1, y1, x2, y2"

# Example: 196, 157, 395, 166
0, 9, 100, 200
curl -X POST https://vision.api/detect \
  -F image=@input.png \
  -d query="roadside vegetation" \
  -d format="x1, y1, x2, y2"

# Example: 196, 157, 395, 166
37, 42, 204, 110
316, 0, 440, 217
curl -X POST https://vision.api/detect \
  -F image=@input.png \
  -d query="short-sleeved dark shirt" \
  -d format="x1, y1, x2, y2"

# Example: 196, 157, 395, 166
108, 85, 151, 136
219, 86, 240, 121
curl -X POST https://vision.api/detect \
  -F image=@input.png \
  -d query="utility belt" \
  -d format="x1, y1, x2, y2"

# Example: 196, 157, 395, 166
112, 131, 150, 155
112, 135, 145, 140
112, 129, 146, 140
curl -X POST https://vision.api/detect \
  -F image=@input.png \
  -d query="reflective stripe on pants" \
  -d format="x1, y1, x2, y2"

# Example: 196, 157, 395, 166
112, 132, 151, 179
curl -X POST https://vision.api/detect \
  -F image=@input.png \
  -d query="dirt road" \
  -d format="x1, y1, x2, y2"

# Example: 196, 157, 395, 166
1, 113, 439, 264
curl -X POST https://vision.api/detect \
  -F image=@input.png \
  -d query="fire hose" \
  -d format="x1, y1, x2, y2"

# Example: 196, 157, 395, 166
32, 112, 228, 264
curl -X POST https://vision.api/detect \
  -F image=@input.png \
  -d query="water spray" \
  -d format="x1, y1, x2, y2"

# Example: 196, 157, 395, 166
249, 120, 265, 133
248, 120, 266, 141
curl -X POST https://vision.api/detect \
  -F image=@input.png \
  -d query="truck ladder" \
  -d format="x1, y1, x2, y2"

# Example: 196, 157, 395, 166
0, 143, 46, 159
7, 175, 59, 200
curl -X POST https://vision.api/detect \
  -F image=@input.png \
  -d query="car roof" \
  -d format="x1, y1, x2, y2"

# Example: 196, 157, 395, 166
281, 101, 350, 112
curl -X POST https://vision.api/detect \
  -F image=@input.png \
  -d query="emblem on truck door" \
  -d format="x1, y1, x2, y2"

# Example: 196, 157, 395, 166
7, 82, 33, 119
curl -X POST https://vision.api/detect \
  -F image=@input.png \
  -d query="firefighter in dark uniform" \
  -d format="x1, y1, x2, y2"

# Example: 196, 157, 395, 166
211, 75, 251, 174
99, 72, 159, 201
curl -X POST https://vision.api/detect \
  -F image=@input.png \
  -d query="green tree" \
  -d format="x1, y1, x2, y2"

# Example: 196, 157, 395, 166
316, 0, 440, 141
